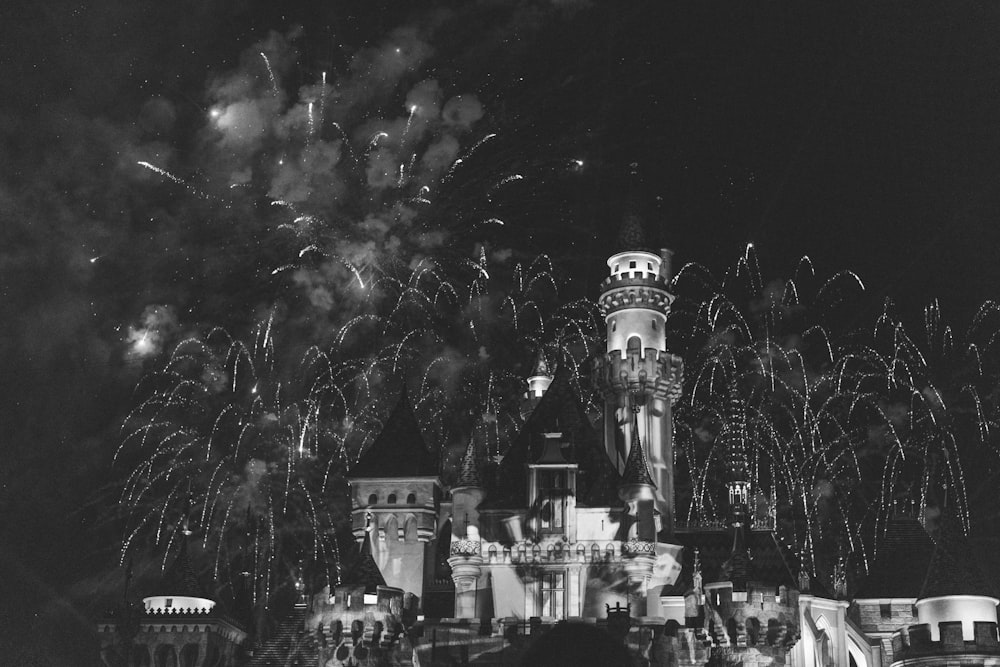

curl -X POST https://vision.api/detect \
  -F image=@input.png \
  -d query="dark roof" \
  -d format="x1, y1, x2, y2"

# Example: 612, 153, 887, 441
920, 511, 994, 599
342, 529, 386, 594
351, 385, 438, 478
482, 367, 620, 509
615, 212, 649, 253
719, 526, 753, 590
454, 440, 482, 488
662, 528, 798, 595
621, 416, 655, 488
150, 534, 209, 599
854, 517, 936, 599
248, 605, 316, 667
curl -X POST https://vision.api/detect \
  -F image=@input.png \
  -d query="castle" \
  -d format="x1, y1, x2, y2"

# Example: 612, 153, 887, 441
98, 216, 1000, 666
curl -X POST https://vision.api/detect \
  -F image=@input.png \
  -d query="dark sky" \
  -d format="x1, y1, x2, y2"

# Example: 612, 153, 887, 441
3, 1, 1000, 663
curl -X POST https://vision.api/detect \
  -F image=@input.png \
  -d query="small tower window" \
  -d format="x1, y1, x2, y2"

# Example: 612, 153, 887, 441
406, 493, 416, 505
614, 264, 620, 272
165, 598, 173, 608
629, 260, 637, 269
387, 493, 397, 504
651, 319, 657, 331
611, 320, 617, 333
647, 262, 653, 271
538, 470, 567, 534
368, 493, 378, 505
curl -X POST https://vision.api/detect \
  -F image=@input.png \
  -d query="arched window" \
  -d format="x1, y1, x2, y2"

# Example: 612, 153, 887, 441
605, 543, 615, 560
503, 545, 512, 562
368, 493, 378, 505
488, 545, 498, 562
406, 493, 417, 505
181, 644, 199, 667
546, 544, 555, 561
746, 617, 761, 645
576, 544, 586, 561
531, 544, 541, 561
387, 493, 397, 504
515, 545, 526, 562
591, 544, 600, 562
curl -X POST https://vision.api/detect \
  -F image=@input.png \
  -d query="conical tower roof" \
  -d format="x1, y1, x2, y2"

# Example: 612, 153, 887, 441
723, 388, 748, 483
343, 518, 386, 594
150, 533, 209, 598
615, 212, 649, 253
718, 525, 754, 591
621, 413, 655, 488
351, 384, 438, 478
920, 510, 993, 599
454, 440, 482, 489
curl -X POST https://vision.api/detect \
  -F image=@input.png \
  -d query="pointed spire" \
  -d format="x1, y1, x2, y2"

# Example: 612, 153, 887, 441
153, 529, 208, 598
723, 387, 748, 483
455, 440, 482, 488
344, 512, 386, 594
616, 213, 648, 252
531, 349, 551, 378
621, 409, 656, 488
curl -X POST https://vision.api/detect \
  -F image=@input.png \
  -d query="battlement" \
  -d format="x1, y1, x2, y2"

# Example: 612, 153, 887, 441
351, 507, 437, 543
704, 583, 800, 653
892, 621, 1000, 660
600, 270, 671, 292
598, 279, 674, 316
593, 348, 684, 404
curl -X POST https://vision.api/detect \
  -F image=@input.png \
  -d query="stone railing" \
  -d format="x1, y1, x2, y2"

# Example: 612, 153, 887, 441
450, 539, 481, 556
621, 539, 656, 556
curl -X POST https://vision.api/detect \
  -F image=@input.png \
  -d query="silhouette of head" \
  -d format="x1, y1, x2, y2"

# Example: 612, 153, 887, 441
519, 622, 632, 667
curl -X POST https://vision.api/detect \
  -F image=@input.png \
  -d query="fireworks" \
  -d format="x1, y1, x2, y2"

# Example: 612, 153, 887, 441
120, 29, 600, 617
668, 246, 1000, 581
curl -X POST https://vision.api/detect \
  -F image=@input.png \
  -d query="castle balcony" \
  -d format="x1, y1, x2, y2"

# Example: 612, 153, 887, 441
593, 348, 683, 404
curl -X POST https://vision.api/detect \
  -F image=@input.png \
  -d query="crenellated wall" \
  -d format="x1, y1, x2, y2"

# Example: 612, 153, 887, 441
892, 620, 1000, 665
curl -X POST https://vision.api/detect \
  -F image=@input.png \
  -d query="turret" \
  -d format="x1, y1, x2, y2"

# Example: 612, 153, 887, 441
593, 212, 683, 532
349, 385, 442, 604
448, 440, 485, 618
618, 409, 660, 614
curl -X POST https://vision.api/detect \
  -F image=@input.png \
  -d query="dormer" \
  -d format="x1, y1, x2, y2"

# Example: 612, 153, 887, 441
527, 433, 578, 541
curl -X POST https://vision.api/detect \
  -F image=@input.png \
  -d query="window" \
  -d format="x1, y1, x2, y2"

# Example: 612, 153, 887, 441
629, 260, 636, 269
368, 493, 378, 505
614, 263, 619, 272
388, 494, 397, 504
647, 262, 653, 271
651, 319, 657, 331
879, 603, 891, 619
538, 470, 566, 533
406, 493, 416, 504
540, 571, 565, 618
165, 598, 173, 608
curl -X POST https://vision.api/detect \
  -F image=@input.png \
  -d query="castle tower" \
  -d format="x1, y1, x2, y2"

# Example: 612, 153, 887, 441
97, 533, 248, 667
520, 351, 554, 419
349, 385, 441, 605
593, 212, 683, 531
619, 409, 659, 615
448, 440, 486, 619
891, 511, 1000, 665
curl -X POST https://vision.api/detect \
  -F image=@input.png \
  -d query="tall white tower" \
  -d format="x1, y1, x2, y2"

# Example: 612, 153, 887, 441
593, 214, 683, 533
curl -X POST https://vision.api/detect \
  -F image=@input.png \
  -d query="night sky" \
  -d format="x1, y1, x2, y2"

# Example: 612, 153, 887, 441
4, 1, 1000, 663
